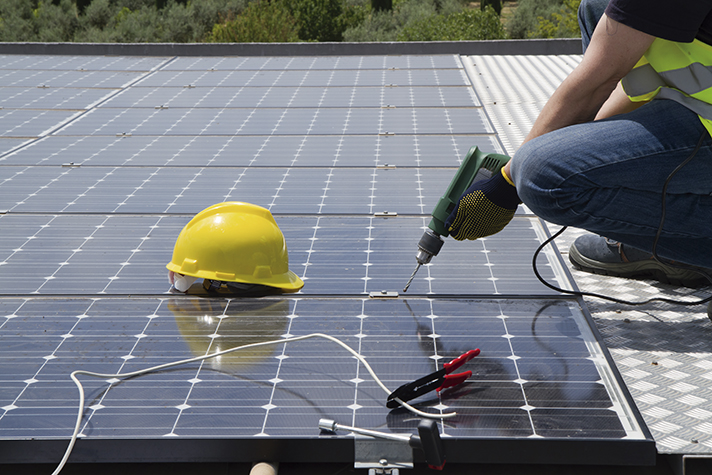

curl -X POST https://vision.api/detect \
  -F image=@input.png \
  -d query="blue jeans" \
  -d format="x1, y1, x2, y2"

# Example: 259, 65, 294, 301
511, 0, 712, 268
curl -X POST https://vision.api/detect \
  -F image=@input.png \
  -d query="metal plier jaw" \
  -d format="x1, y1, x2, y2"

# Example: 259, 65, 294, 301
386, 349, 480, 409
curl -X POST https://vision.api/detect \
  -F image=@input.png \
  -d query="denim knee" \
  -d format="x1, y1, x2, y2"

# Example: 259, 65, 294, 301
511, 139, 573, 225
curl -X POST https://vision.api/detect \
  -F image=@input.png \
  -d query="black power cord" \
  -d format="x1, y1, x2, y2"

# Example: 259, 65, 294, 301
532, 129, 712, 307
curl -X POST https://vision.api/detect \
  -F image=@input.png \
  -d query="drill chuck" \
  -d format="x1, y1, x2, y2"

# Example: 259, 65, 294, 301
403, 229, 444, 292
416, 229, 444, 265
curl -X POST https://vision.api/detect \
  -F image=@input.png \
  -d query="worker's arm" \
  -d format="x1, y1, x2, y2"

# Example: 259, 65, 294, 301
595, 81, 649, 120
522, 14, 654, 143
448, 14, 655, 241
502, 14, 655, 178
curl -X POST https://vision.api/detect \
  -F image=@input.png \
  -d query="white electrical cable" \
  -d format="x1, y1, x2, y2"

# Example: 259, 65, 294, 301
51, 332, 457, 475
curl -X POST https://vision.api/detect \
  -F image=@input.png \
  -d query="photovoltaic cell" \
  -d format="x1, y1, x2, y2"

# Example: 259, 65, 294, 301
0, 87, 116, 109
0, 212, 554, 296
0, 70, 148, 88
0, 109, 82, 137
0, 55, 169, 71
52, 106, 491, 136
0, 138, 30, 157
162, 55, 462, 71
0, 52, 653, 467
100, 85, 480, 108
0, 135, 502, 167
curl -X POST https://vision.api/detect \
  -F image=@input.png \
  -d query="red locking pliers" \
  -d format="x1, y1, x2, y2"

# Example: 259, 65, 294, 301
386, 349, 480, 409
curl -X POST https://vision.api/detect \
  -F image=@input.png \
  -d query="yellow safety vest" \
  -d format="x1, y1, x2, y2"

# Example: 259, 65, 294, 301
622, 38, 712, 135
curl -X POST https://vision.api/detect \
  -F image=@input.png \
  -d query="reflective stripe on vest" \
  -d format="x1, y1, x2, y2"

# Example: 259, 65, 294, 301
622, 38, 712, 135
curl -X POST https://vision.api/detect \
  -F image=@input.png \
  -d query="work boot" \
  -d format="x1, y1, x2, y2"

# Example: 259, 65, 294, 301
569, 234, 711, 288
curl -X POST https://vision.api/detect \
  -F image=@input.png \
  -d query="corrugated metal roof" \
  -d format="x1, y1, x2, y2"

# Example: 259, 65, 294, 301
465, 54, 581, 154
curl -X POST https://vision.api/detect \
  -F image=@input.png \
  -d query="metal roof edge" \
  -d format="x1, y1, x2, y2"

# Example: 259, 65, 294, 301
0, 39, 582, 57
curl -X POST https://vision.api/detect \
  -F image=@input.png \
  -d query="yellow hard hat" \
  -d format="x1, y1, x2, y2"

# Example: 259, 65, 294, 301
166, 202, 304, 292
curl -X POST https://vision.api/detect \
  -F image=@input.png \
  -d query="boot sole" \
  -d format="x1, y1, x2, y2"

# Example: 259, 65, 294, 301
569, 243, 709, 289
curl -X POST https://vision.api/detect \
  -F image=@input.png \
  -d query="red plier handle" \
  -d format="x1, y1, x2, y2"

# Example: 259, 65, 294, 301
436, 370, 472, 392
386, 349, 480, 408
443, 349, 480, 373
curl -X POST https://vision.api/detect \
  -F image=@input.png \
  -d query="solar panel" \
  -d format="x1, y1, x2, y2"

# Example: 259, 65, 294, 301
0, 53, 654, 468
0, 296, 650, 464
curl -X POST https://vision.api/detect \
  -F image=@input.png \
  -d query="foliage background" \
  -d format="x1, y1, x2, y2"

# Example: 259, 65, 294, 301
0, 0, 581, 43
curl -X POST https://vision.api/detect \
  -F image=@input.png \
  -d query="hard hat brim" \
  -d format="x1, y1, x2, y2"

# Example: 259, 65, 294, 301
166, 262, 304, 292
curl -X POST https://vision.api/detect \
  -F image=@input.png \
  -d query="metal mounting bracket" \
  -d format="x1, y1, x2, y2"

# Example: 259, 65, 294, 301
669, 454, 712, 475
354, 436, 414, 471
369, 291, 399, 299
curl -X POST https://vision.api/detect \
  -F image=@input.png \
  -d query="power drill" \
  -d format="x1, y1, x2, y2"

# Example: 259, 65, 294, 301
403, 146, 511, 292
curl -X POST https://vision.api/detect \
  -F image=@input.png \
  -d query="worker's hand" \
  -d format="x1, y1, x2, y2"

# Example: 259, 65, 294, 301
445, 168, 521, 241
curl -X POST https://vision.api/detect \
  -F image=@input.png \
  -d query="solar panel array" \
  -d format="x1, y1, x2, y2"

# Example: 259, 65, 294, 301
0, 54, 653, 467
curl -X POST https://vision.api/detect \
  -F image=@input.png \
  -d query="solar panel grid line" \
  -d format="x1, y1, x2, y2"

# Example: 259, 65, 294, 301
0, 301, 88, 425
257, 304, 300, 437
2, 86, 68, 110
0, 109, 57, 138
99, 215, 166, 293
361, 216, 374, 294
32, 214, 111, 295
497, 306, 538, 436
165, 337, 219, 437
75, 300, 163, 438
5, 167, 71, 213
348, 300, 368, 427
300, 216, 321, 284
0, 138, 32, 159
1, 68, 59, 87
27, 57, 172, 139
231, 72, 292, 135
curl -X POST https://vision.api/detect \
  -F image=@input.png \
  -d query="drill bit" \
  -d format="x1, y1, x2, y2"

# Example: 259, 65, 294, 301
403, 263, 421, 293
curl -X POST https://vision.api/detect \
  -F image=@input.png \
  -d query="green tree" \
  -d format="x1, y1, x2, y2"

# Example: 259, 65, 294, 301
111, 5, 162, 42
76, 0, 92, 14
72, 0, 248, 43
371, 0, 391, 12
209, 0, 300, 43
342, 8, 398, 42
343, 0, 462, 42
398, 6, 506, 41
506, 0, 562, 39
0, 0, 36, 41
31, 0, 79, 42
0, 0, 248, 43
81, 0, 114, 30
531, 0, 581, 38
283, 0, 345, 42
481, 0, 501, 16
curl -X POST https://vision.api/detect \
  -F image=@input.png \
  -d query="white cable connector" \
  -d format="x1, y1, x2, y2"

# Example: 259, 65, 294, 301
51, 332, 456, 475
